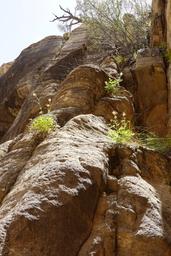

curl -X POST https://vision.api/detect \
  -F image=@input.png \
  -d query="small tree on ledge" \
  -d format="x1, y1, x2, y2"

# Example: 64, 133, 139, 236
52, 0, 151, 57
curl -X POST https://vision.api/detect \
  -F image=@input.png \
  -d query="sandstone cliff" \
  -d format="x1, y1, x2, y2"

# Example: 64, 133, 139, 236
0, 1, 171, 255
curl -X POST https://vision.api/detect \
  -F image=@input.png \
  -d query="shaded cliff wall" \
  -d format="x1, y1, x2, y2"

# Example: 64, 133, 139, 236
151, 0, 171, 132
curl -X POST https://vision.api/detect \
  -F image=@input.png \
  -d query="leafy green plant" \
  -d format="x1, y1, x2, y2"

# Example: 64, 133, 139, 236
30, 92, 57, 137
29, 115, 56, 135
108, 111, 134, 144
105, 73, 123, 94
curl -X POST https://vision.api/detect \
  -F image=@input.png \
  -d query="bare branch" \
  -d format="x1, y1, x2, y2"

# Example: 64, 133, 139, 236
51, 5, 82, 26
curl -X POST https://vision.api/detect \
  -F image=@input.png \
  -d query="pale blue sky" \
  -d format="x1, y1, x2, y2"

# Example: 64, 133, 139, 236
0, 0, 76, 65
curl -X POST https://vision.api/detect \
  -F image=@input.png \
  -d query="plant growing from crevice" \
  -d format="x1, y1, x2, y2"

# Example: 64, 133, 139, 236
29, 92, 58, 138
139, 132, 171, 153
108, 111, 134, 144
29, 115, 57, 136
108, 110, 171, 153
105, 73, 123, 95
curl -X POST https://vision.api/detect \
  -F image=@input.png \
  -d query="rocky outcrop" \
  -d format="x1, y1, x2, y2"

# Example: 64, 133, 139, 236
0, 26, 133, 142
1, 2, 171, 255
0, 115, 110, 256
0, 26, 88, 142
0, 36, 63, 138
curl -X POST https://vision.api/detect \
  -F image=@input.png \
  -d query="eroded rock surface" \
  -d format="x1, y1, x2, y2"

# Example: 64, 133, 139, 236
0, 115, 110, 256
0, 114, 171, 256
0, 2, 171, 255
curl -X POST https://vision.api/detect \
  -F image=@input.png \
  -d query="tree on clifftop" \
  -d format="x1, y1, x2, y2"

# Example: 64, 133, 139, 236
52, 0, 151, 56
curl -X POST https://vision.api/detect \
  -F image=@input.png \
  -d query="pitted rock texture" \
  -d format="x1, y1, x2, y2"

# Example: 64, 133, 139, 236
0, 115, 110, 256
0, 115, 171, 256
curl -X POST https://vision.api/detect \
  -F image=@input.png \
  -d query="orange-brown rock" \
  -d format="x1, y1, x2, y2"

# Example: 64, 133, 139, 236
51, 64, 107, 113
151, 0, 166, 47
79, 143, 171, 256
151, 0, 171, 133
135, 48, 167, 135
94, 93, 134, 123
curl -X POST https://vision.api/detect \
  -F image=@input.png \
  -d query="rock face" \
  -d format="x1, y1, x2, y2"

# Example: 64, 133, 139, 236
150, 0, 166, 47
0, 115, 171, 256
151, 0, 171, 133
0, 115, 110, 256
0, 26, 88, 141
0, 3, 171, 255
135, 48, 168, 135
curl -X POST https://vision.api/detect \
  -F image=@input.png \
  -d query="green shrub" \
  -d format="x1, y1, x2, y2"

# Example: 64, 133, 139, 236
29, 115, 56, 135
108, 112, 134, 144
105, 73, 123, 94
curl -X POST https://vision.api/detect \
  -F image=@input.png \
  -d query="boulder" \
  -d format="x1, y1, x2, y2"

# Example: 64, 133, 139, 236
51, 64, 107, 113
